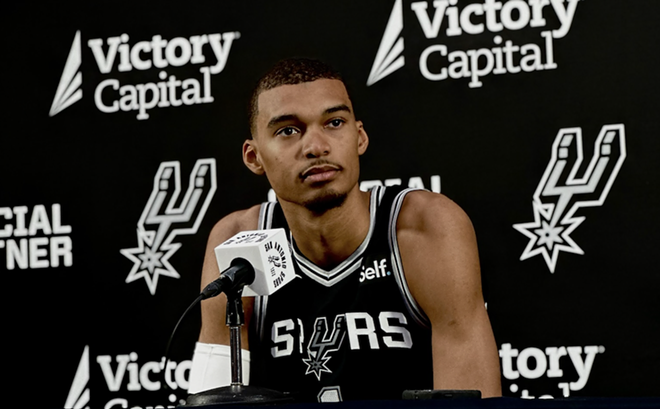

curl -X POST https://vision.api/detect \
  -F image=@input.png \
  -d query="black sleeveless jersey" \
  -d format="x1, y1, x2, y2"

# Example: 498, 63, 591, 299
248, 185, 433, 402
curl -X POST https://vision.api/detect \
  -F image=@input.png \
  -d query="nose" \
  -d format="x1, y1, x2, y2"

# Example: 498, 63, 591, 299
302, 127, 331, 158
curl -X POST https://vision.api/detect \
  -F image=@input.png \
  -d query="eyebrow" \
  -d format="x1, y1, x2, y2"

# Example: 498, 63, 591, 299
267, 104, 352, 129
267, 114, 299, 129
324, 104, 352, 115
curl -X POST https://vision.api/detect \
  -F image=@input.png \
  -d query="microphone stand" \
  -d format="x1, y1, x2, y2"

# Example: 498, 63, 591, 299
184, 288, 292, 407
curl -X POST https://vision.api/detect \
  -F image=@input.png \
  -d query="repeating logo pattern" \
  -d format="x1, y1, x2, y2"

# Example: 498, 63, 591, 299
368, 0, 580, 87
49, 30, 238, 119
64, 346, 190, 408
513, 124, 626, 272
499, 342, 605, 399
121, 159, 216, 294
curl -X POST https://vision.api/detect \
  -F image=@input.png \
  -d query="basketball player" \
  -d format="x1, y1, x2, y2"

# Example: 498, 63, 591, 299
188, 59, 501, 401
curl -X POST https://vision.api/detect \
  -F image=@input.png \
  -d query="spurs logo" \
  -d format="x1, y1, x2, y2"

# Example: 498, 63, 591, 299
121, 159, 216, 294
268, 255, 281, 268
303, 315, 347, 380
513, 124, 626, 273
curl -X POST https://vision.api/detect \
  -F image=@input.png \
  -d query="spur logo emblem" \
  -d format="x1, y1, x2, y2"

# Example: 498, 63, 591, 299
120, 159, 216, 294
513, 124, 626, 273
303, 315, 347, 380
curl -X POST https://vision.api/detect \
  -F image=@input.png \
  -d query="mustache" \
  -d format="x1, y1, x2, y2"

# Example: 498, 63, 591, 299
298, 160, 343, 179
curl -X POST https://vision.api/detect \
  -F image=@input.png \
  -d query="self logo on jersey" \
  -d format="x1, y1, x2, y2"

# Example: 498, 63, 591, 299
49, 29, 240, 120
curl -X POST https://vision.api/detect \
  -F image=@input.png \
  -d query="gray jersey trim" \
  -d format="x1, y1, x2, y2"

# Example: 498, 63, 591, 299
254, 201, 277, 342
388, 188, 431, 329
258, 201, 276, 231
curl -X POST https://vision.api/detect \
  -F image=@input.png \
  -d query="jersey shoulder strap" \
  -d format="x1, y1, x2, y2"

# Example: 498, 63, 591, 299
383, 186, 432, 329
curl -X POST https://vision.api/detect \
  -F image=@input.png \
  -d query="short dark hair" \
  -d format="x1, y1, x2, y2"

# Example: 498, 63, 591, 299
248, 58, 346, 135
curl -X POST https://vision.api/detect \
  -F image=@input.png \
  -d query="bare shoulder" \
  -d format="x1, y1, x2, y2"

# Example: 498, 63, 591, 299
395, 190, 481, 318
207, 204, 262, 247
397, 190, 474, 238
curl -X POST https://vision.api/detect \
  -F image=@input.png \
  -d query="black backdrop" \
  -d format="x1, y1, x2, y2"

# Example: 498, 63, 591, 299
4, 1, 659, 408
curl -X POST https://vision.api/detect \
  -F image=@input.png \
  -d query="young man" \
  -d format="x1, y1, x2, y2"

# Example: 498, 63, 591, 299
189, 59, 501, 402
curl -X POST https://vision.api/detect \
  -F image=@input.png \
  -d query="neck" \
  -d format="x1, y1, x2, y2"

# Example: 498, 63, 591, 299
279, 185, 371, 269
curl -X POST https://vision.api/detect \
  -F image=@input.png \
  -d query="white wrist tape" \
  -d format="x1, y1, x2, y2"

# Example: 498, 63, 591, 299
188, 342, 251, 394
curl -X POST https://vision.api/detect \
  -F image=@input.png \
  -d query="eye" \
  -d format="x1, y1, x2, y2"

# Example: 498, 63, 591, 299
327, 118, 345, 128
275, 126, 300, 137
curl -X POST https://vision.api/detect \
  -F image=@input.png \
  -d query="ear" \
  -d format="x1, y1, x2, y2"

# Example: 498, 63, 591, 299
243, 139, 265, 175
356, 121, 369, 155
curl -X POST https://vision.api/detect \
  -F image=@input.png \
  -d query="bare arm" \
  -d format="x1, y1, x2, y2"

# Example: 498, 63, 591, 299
397, 191, 501, 397
198, 205, 261, 348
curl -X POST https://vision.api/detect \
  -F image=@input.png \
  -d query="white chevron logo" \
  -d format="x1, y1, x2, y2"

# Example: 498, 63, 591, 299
367, 0, 404, 86
64, 345, 91, 409
50, 31, 83, 117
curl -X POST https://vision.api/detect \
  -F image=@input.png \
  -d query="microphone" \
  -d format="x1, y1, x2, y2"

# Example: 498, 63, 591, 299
200, 257, 254, 300
184, 228, 297, 405
202, 228, 296, 299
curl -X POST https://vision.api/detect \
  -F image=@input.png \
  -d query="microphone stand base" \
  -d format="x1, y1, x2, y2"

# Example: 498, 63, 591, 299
184, 385, 294, 407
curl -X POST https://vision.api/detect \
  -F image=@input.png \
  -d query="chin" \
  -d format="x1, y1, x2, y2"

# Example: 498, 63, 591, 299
302, 189, 348, 214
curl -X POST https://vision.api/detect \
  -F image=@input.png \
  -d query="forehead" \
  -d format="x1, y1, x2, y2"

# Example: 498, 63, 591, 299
256, 79, 352, 125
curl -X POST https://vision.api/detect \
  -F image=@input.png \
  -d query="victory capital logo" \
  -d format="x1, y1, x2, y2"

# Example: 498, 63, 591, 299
49, 29, 239, 119
368, 0, 580, 87
513, 124, 626, 273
